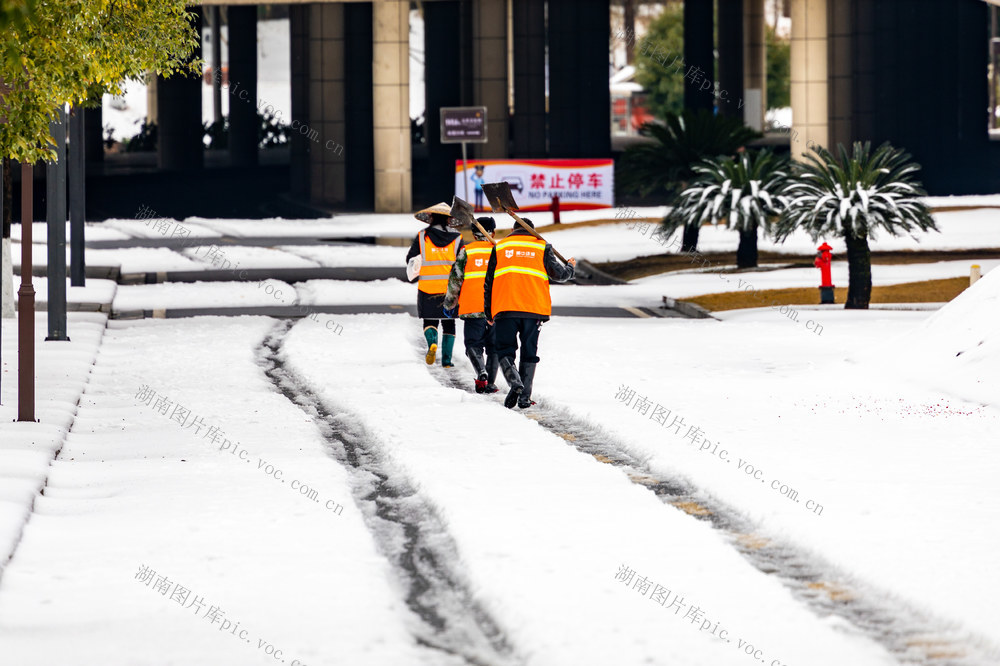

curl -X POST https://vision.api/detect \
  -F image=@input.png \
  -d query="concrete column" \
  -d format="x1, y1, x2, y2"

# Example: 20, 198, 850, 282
289, 4, 311, 199
344, 2, 374, 209
683, 0, 714, 112
210, 6, 223, 124
228, 5, 258, 166
548, 0, 611, 157
827, 0, 853, 149
157, 8, 202, 170
718, 0, 745, 119
84, 102, 104, 164
471, 0, 508, 159
146, 73, 158, 125
309, 4, 347, 205
512, 0, 546, 156
372, 0, 411, 212
850, 0, 876, 141
624, 0, 636, 65
743, 0, 767, 129
790, 0, 828, 158
425, 1, 463, 199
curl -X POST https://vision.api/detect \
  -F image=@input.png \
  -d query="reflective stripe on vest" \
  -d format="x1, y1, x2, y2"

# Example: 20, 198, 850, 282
458, 241, 493, 316
491, 235, 551, 317
418, 229, 459, 295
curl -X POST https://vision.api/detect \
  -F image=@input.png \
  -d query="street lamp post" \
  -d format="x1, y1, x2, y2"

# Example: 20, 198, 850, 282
46, 106, 69, 341
18, 163, 35, 422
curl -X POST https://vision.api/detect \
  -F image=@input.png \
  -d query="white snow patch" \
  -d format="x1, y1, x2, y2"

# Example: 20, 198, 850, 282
113, 280, 297, 311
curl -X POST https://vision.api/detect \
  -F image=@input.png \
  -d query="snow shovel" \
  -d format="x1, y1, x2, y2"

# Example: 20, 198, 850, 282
481, 181, 569, 263
448, 196, 497, 245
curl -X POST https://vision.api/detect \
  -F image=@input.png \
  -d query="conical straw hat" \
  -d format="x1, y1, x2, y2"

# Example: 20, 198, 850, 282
414, 202, 451, 223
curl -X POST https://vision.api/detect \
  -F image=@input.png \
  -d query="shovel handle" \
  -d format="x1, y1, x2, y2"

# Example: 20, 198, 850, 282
472, 220, 497, 246
506, 211, 568, 263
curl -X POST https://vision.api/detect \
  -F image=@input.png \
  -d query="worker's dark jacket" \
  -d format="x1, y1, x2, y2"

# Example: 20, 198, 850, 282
483, 227, 575, 321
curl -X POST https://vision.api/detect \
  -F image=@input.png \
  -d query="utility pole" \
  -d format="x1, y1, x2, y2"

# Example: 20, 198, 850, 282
18, 162, 36, 422
624, 0, 635, 65
0, 165, 3, 403
46, 105, 69, 341
211, 6, 223, 124
1, 161, 9, 316
1, 160, 10, 404
69, 106, 86, 286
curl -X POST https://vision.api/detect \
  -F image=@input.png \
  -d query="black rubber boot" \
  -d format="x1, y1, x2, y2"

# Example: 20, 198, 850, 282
466, 348, 487, 377
499, 357, 523, 409
517, 361, 537, 409
467, 348, 488, 392
484, 355, 500, 393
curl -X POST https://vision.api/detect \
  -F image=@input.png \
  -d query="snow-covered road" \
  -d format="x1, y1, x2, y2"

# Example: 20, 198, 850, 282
2, 209, 998, 665
5, 297, 994, 664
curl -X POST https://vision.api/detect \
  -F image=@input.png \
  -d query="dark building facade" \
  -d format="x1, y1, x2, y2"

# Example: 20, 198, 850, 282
46, 0, 1000, 221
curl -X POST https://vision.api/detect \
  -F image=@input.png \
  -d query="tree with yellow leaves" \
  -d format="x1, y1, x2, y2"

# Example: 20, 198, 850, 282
1, 0, 200, 161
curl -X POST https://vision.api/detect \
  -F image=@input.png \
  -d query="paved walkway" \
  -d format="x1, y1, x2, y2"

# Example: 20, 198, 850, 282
111, 304, 679, 320
83, 235, 379, 250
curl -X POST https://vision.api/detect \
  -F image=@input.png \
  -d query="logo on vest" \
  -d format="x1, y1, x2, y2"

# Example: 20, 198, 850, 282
505, 249, 514, 258
475, 258, 484, 267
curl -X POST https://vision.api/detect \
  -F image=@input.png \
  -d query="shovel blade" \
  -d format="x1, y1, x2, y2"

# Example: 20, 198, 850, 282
482, 181, 520, 213
448, 196, 476, 230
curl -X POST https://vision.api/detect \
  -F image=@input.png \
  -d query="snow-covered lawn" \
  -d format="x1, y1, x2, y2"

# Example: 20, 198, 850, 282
17, 259, 990, 317
12, 278, 118, 308
13, 205, 998, 289
112, 279, 297, 311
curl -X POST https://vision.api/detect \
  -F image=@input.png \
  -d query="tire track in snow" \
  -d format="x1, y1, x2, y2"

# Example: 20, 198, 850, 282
258, 321, 518, 666
428, 363, 998, 666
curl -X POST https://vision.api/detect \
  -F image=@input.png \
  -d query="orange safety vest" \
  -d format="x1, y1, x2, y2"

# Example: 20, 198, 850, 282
417, 230, 460, 295
457, 240, 493, 316
491, 235, 551, 317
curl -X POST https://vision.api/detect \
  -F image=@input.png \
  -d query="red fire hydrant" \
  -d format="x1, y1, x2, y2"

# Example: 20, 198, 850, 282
814, 242, 834, 304
550, 195, 561, 224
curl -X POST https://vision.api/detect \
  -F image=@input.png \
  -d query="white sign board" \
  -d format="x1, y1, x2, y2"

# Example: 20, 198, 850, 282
454, 158, 614, 212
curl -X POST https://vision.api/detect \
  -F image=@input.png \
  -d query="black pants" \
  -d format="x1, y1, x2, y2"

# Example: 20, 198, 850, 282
462, 318, 495, 356
423, 318, 456, 335
494, 317, 541, 364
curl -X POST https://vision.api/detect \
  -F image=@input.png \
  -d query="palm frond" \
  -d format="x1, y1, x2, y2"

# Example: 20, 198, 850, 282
776, 141, 937, 242
661, 149, 790, 234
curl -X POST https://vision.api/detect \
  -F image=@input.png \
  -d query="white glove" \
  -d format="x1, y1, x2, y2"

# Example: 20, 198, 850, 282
406, 255, 422, 282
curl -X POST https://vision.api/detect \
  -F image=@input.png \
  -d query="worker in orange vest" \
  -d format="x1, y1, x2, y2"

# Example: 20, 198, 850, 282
443, 216, 499, 393
406, 202, 464, 366
484, 217, 576, 409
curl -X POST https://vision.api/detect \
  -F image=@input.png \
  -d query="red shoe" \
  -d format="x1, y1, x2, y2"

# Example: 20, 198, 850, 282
474, 379, 488, 393
483, 383, 500, 394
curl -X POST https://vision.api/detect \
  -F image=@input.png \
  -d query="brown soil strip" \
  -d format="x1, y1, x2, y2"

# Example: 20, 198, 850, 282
459, 216, 661, 243
684, 277, 970, 312
597, 248, 1000, 281
928, 205, 1000, 213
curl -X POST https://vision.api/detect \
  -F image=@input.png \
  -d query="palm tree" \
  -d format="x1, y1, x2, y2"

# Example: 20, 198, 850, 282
618, 109, 761, 251
663, 149, 789, 268
776, 141, 937, 309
